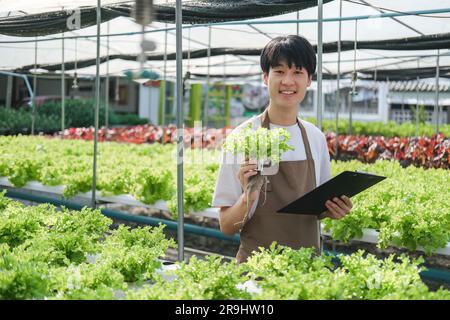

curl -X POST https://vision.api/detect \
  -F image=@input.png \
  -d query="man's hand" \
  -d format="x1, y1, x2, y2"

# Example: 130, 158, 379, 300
322, 195, 353, 220
237, 159, 259, 203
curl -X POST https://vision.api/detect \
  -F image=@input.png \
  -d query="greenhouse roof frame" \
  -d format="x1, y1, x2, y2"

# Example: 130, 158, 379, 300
1, 0, 450, 78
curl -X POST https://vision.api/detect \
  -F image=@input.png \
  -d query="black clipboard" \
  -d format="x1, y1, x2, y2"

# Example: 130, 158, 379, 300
277, 171, 386, 215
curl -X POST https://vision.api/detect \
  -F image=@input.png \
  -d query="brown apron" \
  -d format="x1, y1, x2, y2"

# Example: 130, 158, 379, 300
236, 110, 322, 263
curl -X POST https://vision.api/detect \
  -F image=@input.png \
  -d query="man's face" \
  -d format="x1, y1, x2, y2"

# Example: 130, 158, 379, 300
263, 61, 312, 110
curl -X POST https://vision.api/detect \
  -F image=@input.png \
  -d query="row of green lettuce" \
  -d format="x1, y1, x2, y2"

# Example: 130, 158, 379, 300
0, 193, 448, 300
0, 136, 448, 254
0, 136, 217, 217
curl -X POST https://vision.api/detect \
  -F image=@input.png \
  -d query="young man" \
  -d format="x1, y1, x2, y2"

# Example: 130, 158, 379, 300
212, 35, 353, 263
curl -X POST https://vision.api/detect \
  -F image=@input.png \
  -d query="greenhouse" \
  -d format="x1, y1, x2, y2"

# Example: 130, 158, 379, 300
0, 0, 449, 305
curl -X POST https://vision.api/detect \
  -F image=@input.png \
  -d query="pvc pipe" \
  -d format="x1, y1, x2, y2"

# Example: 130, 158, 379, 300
175, 0, 185, 262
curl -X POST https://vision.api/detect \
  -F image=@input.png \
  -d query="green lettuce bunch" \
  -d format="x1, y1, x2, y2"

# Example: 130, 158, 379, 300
223, 124, 294, 164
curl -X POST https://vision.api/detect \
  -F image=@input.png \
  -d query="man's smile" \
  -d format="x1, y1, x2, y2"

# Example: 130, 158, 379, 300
279, 90, 297, 95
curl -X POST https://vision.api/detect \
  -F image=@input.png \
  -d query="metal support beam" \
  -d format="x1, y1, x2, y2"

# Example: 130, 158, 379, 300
31, 37, 37, 136
92, 0, 101, 208
416, 61, 420, 137
61, 32, 65, 133
435, 49, 440, 133
161, 2, 168, 128
349, 19, 358, 135
334, 0, 342, 160
105, 22, 110, 140
175, 0, 185, 262
316, 0, 323, 130
247, 24, 272, 40
5, 75, 12, 108
359, 0, 424, 36
204, 25, 211, 129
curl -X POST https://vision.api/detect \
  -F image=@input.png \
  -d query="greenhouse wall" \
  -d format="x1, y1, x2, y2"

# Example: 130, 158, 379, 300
139, 82, 160, 124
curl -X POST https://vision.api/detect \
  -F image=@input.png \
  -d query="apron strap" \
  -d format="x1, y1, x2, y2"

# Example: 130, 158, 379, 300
260, 109, 270, 129
297, 118, 314, 162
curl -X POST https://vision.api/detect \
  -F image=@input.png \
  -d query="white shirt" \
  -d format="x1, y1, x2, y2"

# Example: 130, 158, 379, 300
212, 116, 331, 219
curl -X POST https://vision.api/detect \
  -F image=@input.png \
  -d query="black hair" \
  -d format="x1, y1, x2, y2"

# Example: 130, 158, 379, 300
260, 35, 316, 77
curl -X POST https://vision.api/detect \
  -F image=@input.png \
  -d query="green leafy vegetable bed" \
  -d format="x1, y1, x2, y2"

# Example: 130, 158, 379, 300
0, 136, 448, 254
1, 193, 448, 300
0, 192, 174, 299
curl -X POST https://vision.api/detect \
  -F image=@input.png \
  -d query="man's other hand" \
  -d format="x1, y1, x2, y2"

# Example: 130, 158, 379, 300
322, 195, 353, 220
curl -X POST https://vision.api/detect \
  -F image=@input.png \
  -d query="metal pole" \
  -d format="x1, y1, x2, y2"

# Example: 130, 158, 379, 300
92, 0, 101, 208
175, 0, 185, 262
204, 26, 211, 129
105, 22, 110, 140
32, 37, 37, 135
223, 54, 226, 128
334, 0, 342, 160
61, 32, 65, 134
187, 27, 191, 124
296, 11, 300, 35
115, 76, 119, 105
5, 75, 12, 108
187, 28, 191, 72
72, 38, 79, 95
260, 73, 264, 114
316, 0, 323, 130
435, 49, 440, 134
162, 18, 168, 128
162, 0, 168, 128
416, 60, 420, 137
140, 24, 145, 73
350, 19, 358, 135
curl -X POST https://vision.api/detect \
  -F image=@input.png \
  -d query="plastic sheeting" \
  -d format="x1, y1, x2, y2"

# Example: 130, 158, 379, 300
14, 32, 450, 72
0, 0, 333, 37
1, 1, 450, 77
360, 66, 450, 81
